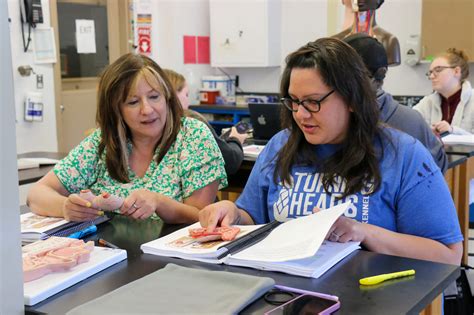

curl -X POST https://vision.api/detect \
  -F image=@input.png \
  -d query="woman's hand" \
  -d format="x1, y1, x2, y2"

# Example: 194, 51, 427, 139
62, 193, 103, 222
326, 216, 367, 243
229, 127, 249, 145
431, 120, 452, 135
199, 200, 242, 232
121, 189, 161, 220
312, 207, 366, 243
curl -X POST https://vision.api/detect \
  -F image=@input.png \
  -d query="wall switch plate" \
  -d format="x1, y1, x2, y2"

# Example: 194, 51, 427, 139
36, 74, 43, 89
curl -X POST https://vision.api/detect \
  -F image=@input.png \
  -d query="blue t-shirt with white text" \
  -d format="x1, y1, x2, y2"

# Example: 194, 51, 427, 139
236, 128, 462, 246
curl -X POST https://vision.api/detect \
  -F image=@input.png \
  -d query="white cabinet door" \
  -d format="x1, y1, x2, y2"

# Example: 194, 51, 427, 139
210, 0, 280, 67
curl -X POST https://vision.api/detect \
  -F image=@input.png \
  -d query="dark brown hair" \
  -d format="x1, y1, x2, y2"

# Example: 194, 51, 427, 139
276, 37, 383, 197
96, 53, 183, 182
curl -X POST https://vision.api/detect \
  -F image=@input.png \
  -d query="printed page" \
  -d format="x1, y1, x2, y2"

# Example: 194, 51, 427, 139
140, 222, 262, 260
229, 202, 350, 262
21, 212, 70, 235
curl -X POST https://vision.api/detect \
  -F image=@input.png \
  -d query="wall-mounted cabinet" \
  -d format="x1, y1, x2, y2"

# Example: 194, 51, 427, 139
421, 0, 473, 59
209, 0, 281, 67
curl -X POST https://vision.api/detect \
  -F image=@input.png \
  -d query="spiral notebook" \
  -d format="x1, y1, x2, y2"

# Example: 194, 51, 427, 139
141, 202, 360, 278
21, 212, 109, 243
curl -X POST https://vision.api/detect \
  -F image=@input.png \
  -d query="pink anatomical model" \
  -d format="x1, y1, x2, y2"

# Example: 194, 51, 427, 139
79, 189, 124, 211
23, 237, 94, 282
189, 226, 241, 242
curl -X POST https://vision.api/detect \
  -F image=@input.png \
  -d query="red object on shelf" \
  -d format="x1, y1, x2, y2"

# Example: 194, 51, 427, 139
200, 88, 220, 105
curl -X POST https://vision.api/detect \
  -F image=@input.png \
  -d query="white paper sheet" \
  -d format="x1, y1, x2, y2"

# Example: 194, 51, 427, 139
442, 134, 474, 145
33, 27, 57, 64
230, 202, 350, 262
75, 19, 96, 54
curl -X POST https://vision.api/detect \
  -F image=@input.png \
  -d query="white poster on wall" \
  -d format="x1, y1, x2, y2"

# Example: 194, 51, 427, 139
75, 19, 96, 54
33, 27, 57, 64
135, 0, 152, 13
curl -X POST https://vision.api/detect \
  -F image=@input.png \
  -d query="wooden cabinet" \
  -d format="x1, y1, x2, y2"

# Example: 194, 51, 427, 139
209, 0, 281, 67
421, 0, 474, 59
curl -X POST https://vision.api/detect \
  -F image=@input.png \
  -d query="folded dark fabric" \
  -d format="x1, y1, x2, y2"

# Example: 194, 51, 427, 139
67, 263, 275, 315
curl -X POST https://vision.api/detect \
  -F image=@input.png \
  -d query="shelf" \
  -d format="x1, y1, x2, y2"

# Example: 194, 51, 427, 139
190, 104, 251, 135
209, 121, 234, 126
189, 105, 249, 115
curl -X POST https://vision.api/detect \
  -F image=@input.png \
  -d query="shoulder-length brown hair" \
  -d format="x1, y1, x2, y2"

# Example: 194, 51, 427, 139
276, 37, 383, 197
96, 53, 183, 183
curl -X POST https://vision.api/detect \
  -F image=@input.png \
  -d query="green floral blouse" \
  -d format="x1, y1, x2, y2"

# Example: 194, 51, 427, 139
54, 117, 227, 218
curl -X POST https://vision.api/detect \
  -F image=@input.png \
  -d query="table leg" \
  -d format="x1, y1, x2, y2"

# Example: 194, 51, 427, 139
456, 159, 471, 265
419, 294, 442, 315
445, 160, 470, 265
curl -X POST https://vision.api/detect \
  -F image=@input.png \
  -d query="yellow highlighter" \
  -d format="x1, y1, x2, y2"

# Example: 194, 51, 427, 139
359, 269, 415, 286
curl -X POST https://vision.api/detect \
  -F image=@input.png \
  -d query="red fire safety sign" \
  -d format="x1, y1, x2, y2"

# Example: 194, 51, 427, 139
137, 26, 151, 55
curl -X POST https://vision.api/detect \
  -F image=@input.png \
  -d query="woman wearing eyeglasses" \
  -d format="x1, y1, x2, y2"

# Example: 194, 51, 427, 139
414, 48, 473, 136
199, 38, 462, 265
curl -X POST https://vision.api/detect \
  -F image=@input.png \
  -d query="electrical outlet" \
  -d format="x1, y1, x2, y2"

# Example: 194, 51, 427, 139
36, 74, 43, 89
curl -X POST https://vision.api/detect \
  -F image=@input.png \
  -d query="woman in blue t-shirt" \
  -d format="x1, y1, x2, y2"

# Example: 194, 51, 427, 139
199, 37, 463, 265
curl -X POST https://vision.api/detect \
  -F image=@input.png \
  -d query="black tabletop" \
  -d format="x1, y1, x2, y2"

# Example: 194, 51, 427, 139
25, 211, 460, 315
444, 144, 474, 157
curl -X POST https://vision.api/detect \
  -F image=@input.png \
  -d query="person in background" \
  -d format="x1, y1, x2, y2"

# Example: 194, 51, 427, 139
199, 38, 462, 265
164, 69, 247, 175
414, 48, 473, 135
28, 53, 227, 223
344, 33, 448, 173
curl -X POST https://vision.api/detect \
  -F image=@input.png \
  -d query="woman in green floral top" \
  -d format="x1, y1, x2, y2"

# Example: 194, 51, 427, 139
27, 54, 227, 223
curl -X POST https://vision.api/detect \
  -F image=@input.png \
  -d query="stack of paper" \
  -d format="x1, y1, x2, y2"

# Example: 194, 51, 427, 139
243, 145, 265, 160
17, 157, 60, 170
226, 241, 359, 278
21, 213, 70, 241
21, 212, 109, 243
442, 134, 474, 145
18, 159, 40, 170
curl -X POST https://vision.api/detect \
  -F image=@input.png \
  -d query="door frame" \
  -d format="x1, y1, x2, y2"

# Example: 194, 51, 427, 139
50, 0, 132, 152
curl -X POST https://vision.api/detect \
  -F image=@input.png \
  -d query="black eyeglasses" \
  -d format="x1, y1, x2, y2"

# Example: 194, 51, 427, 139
281, 90, 335, 113
425, 66, 456, 78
